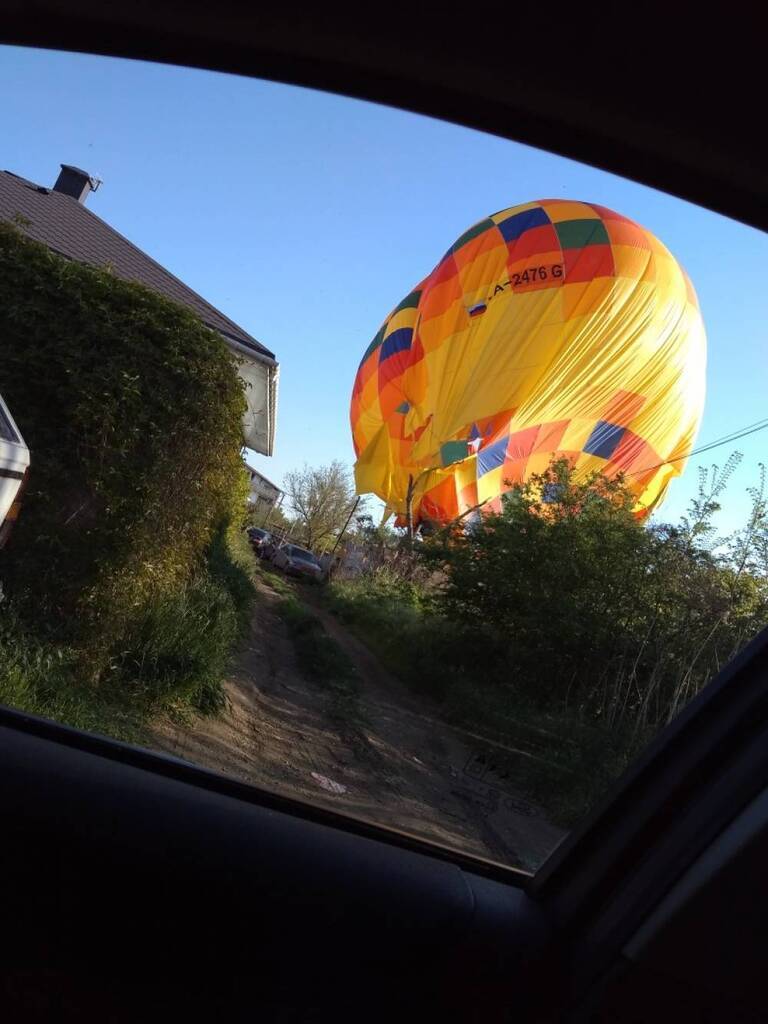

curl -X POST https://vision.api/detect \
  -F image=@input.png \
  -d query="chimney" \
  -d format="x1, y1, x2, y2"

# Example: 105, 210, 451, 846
52, 164, 102, 203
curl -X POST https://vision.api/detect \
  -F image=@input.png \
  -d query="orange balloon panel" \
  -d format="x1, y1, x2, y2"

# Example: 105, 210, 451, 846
351, 200, 706, 525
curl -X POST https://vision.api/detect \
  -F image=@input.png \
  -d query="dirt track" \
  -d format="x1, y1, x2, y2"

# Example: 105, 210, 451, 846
150, 572, 565, 872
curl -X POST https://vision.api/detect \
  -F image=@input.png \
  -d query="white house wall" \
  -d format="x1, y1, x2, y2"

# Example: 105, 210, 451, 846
226, 343, 279, 457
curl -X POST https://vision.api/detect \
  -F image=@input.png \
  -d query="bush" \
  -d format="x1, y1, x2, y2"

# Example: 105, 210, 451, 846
111, 526, 256, 714
0, 611, 145, 741
324, 457, 768, 826
278, 594, 363, 731
424, 458, 768, 720
112, 573, 237, 710
0, 222, 254, 714
326, 566, 446, 694
0, 222, 247, 652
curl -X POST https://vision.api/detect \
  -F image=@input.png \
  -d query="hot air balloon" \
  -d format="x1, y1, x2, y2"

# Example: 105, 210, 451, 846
350, 200, 705, 529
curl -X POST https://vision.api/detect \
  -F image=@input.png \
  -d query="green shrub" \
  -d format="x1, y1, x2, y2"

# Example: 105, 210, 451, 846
423, 458, 768, 718
208, 522, 257, 631
111, 527, 256, 714
0, 222, 255, 718
0, 611, 145, 741
279, 596, 353, 684
112, 574, 236, 707
323, 458, 768, 826
0, 222, 248, 671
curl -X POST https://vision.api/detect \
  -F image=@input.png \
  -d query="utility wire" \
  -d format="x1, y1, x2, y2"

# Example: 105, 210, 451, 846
639, 417, 768, 474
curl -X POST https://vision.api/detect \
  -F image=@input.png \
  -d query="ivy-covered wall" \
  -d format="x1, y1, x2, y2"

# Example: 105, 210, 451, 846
0, 222, 252, 698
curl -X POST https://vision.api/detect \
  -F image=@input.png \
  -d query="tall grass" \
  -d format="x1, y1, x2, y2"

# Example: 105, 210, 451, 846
276, 592, 366, 741
324, 558, 766, 827
0, 611, 146, 742
0, 525, 256, 737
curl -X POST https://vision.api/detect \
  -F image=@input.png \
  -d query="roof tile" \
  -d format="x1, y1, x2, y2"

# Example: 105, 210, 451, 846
0, 170, 274, 360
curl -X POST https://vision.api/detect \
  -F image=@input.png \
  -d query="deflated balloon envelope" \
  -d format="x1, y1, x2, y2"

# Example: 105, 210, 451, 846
351, 199, 706, 527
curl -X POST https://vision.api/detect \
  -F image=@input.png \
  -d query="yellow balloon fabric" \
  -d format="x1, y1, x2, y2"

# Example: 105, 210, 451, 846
351, 200, 706, 526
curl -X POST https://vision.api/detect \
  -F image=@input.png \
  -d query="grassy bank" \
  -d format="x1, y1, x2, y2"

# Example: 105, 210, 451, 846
322, 462, 767, 828
0, 613, 147, 742
0, 528, 256, 741
324, 570, 649, 827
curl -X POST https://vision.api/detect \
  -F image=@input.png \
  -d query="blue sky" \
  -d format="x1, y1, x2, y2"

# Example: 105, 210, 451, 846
2, 45, 765, 533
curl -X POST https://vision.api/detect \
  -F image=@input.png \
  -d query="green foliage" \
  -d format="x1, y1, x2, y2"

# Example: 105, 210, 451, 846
0, 611, 146, 742
243, 501, 293, 535
0, 222, 247, 650
0, 222, 254, 713
423, 458, 768, 716
424, 460, 653, 704
277, 593, 363, 732
326, 457, 768, 825
325, 564, 447, 695
111, 526, 255, 714
208, 523, 258, 632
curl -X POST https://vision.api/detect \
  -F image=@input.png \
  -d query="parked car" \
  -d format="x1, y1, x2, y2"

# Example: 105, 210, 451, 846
272, 543, 324, 582
246, 526, 272, 556
0, 391, 30, 549
261, 536, 282, 562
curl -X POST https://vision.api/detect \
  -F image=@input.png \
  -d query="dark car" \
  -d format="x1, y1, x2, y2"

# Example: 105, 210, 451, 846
272, 543, 324, 582
261, 535, 282, 561
246, 526, 272, 556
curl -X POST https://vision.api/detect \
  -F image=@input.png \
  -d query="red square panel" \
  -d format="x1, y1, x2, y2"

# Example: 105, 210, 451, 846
500, 458, 528, 488
564, 244, 615, 283
610, 431, 656, 474
605, 220, 652, 249
507, 224, 560, 262
430, 253, 459, 287
378, 352, 409, 387
533, 419, 569, 454
505, 425, 540, 461
420, 475, 459, 521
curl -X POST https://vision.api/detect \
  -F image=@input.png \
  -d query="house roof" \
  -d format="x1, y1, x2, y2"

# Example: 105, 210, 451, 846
0, 169, 275, 361
244, 463, 283, 495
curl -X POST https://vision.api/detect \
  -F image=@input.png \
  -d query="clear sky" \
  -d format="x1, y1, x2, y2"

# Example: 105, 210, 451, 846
2, 45, 765, 533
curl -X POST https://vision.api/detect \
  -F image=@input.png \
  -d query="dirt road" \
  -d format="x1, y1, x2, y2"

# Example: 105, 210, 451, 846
150, 572, 565, 872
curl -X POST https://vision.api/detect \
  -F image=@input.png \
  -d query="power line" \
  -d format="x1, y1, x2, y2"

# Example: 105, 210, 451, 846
639, 416, 768, 474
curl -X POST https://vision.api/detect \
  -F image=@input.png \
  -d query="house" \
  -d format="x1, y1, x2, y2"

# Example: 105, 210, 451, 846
0, 164, 278, 456
245, 463, 284, 515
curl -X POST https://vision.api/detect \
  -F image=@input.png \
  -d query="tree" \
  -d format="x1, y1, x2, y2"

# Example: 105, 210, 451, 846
243, 500, 293, 535
423, 458, 653, 702
420, 455, 768, 725
283, 461, 361, 549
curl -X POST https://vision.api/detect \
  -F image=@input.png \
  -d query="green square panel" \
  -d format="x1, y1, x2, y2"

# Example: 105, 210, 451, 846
440, 440, 470, 467
361, 323, 387, 364
393, 289, 422, 315
555, 219, 610, 249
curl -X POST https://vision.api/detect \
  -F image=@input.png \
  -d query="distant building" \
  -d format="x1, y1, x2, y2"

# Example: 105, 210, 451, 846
0, 163, 279, 455
245, 464, 283, 515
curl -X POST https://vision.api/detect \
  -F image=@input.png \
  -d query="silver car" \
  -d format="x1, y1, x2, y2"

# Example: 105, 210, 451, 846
272, 544, 324, 582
